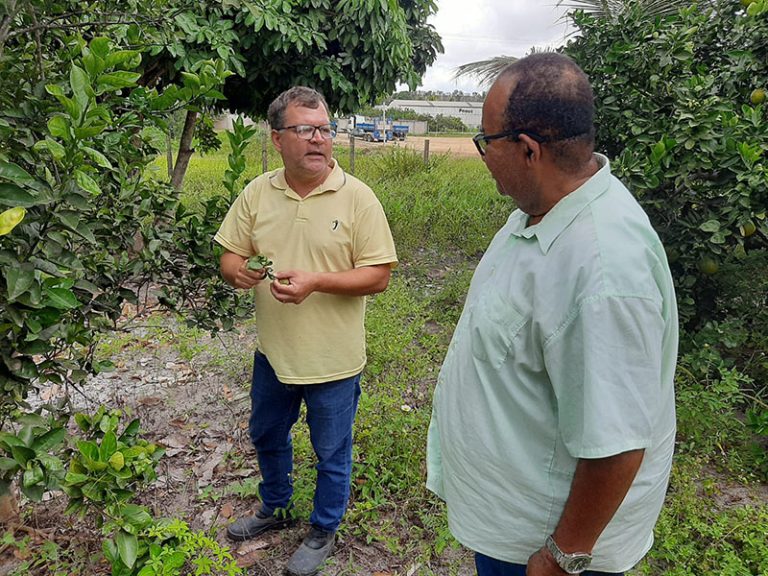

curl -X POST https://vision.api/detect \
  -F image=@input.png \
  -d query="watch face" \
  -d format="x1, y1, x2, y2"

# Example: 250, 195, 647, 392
564, 556, 592, 573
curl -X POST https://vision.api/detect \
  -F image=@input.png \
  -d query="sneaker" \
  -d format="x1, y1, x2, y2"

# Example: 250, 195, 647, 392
285, 526, 336, 576
226, 508, 295, 541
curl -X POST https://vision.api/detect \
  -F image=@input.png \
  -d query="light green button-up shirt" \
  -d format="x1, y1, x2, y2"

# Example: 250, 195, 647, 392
426, 155, 678, 572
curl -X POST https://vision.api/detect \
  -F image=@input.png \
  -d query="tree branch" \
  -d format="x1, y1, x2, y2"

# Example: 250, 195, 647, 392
0, 0, 19, 57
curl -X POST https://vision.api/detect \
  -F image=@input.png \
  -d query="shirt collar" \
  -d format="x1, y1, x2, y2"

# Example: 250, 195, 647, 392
509, 153, 611, 253
269, 158, 346, 197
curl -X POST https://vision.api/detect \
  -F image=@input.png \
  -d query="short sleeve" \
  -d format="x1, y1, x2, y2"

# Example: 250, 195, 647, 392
213, 184, 257, 257
543, 295, 665, 458
352, 200, 398, 268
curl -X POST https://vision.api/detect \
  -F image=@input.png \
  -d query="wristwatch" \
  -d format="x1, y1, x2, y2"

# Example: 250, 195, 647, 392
545, 535, 592, 574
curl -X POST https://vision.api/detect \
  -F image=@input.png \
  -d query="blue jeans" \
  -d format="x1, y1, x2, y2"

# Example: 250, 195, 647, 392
248, 352, 361, 532
475, 553, 624, 576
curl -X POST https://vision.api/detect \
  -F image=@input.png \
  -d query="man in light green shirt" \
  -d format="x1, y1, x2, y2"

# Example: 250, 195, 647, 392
427, 53, 678, 576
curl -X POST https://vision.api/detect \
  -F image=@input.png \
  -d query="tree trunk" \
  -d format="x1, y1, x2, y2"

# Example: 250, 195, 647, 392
170, 110, 198, 190
166, 126, 174, 180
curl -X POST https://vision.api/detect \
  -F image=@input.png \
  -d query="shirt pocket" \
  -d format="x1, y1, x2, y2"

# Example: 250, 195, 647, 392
469, 287, 528, 368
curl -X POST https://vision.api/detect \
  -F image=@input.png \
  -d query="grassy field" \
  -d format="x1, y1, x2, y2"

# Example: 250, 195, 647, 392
7, 137, 766, 575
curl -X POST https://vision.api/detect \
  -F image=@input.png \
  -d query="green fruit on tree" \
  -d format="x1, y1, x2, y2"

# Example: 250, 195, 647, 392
751, 88, 766, 105
739, 220, 757, 237
664, 246, 680, 264
741, 0, 756, 7
699, 257, 719, 275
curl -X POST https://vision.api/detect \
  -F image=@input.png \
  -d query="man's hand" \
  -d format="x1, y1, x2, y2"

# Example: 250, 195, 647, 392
220, 251, 268, 289
527, 546, 568, 576
270, 269, 316, 304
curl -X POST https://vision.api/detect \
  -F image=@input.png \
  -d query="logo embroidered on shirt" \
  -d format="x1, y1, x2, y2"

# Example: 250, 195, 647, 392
331, 219, 340, 231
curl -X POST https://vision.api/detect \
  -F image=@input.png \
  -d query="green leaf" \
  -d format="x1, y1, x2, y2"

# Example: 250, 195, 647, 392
699, 219, 720, 233
21, 483, 44, 501
90, 37, 111, 58
44, 287, 79, 310
74, 170, 101, 196
120, 504, 152, 528
64, 471, 88, 484
116, 530, 138, 569
33, 138, 66, 161
70, 64, 91, 101
0, 161, 36, 186
77, 440, 99, 462
119, 419, 141, 440
81, 146, 112, 169
22, 464, 45, 488
0, 206, 26, 235
97, 71, 141, 90
100, 431, 117, 460
0, 457, 19, 472
104, 50, 141, 69
6, 265, 35, 300
47, 116, 70, 139
32, 428, 66, 452
74, 413, 91, 432
108, 451, 125, 471
180, 71, 201, 90
10, 445, 35, 467
0, 184, 38, 207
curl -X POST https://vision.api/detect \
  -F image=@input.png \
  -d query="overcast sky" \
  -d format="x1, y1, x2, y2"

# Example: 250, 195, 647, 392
416, 1, 574, 93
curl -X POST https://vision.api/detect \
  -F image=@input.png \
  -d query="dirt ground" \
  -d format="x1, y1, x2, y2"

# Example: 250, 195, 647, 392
4, 298, 474, 576
334, 133, 479, 158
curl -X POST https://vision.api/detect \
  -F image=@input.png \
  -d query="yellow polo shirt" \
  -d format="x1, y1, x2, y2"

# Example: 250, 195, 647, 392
214, 160, 397, 384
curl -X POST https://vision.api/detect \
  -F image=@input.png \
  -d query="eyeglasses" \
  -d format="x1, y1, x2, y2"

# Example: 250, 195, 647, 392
472, 129, 548, 157
278, 124, 336, 140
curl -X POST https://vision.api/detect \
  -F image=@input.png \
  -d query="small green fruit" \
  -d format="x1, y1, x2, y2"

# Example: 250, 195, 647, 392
278, 279, 291, 285
750, 88, 766, 105
739, 220, 757, 237
699, 257, 719, 276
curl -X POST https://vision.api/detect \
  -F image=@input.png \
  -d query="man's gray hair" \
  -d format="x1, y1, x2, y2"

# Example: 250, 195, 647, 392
267, 86, 330, 129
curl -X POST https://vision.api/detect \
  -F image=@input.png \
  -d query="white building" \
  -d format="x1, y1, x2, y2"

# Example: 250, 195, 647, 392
382, 99, 483, 130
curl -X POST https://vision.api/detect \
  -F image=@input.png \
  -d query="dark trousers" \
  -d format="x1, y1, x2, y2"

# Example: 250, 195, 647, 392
475, 552, 624, 576
248, 352, 361, 532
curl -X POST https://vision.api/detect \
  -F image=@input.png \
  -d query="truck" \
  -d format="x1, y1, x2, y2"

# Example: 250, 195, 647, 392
349, 115, 393, 142
392, 124, 408, 141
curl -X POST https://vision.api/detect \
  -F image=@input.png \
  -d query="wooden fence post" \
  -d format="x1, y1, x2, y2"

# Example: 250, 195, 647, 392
349, 134, 356, 175
423, 138, 430, 165
261, 123, 268, 173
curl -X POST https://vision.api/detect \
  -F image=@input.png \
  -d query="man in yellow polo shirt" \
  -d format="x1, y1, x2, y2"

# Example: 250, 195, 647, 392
214, 86, 397, 576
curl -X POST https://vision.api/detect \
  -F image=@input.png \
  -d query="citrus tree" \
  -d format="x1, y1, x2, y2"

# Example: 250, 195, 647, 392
0, 0, 443, 526
563, 0, 768, 325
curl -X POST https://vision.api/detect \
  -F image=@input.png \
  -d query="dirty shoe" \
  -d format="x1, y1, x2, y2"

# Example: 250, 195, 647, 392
226, 508, 295, 541
285, 526, 335, 576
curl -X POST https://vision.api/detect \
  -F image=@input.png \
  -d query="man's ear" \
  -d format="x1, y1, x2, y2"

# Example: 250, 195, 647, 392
518, 134, 540, 163
271, 129, 282, 151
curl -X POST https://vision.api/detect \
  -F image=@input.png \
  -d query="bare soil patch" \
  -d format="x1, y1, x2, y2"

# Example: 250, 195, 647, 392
3, 284, 474, 575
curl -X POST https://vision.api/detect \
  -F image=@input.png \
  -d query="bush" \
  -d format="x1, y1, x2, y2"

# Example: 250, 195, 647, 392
564, 0, 768, 326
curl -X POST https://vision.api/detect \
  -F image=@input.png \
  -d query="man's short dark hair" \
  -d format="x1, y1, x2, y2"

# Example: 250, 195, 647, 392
267, 86, 330, 129
498, 53, 595, 173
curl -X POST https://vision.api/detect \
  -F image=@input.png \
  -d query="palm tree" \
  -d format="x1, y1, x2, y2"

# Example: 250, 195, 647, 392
453, 0, 719, 87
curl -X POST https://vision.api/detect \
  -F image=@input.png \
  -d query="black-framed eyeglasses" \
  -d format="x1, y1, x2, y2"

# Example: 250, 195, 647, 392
278, 124, 336, 140
472, 129, 548, 157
